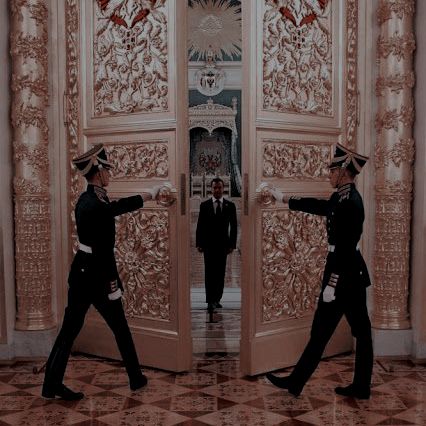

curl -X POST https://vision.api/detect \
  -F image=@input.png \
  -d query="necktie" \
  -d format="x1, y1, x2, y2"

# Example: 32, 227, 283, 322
215, 199, 221, 215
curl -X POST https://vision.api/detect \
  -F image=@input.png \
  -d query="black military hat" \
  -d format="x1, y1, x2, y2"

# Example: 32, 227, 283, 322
72, 144, 112, 176
329, 143, 368, 175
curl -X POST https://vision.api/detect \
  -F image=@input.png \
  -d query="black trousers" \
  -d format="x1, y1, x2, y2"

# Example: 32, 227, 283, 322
203, 248, 228, 304
43, 285, 143, 389
288, 285, 373, 393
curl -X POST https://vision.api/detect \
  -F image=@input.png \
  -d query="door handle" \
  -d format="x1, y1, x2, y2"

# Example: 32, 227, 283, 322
157, 182, 177, 207
256, 182, 274, 206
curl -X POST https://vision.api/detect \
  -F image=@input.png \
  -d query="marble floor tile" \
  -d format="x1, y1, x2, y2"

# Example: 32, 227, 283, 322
0, 310, 425, 425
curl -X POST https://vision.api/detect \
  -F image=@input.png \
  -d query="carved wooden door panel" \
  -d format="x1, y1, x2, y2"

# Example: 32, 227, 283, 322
64, 1, 191, 372
240, 0, 356, 375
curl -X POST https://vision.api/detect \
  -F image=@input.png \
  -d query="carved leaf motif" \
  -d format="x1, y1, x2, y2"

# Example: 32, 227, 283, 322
377, 0, 415, 25
115, 210, 171, 320
345, 0, 358, 150
262, 210, 327, 321
262, 1, 333, 115
106, 143, 169, 179
93, 0, 169, 115
375, 138, 414, 169
377, 33, 415, 61
263, 141, 331, 180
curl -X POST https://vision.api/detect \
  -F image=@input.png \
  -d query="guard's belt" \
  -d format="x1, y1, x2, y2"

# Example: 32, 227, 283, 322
78, 242, 92, 254
328, 244, 360, 252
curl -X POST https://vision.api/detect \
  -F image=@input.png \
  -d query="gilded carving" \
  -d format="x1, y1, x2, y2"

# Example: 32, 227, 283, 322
376, 72, 415, 96
106, 142, 169, 179
374, 191, 411, 328
93, 0, 169, 116
345, 0, 358, 150
377, 0, 415, 24
263, 141, 331, 180
262, 210, 327, 322
262, 0, 333, 115
11, 0, 54, 330
66, 0, 83, 250
188, 99, 237, 134
375, 103, 414, 133
377, 33, 415, 60
375, 138, 414, 169
373, 1, 415, 329
115, 210, 171, 320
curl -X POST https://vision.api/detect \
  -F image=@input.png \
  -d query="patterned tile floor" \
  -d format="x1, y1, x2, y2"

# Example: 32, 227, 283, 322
192, 308, 241, 352
0, 310, 426, 425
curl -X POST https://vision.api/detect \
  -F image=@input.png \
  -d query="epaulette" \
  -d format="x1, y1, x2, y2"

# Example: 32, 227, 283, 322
94, 186, 109, 204
337, 183, 351, 202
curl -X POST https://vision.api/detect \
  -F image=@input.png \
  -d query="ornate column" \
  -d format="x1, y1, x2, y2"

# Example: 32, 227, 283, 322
373, 1, 415, 329
10, 1, 55, 330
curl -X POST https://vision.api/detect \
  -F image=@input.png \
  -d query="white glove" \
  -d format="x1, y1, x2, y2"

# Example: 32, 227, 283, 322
108, 288, 122, 300
149, 185, 162, 199
270, 188, 284, 202
322, 285, 336, 303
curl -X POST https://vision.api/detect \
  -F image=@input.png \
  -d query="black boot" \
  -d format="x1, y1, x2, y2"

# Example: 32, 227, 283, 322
130, 374, 148, 391
335, 384, 370, 399
42, 383, 84, 400
266, 373, 301, 397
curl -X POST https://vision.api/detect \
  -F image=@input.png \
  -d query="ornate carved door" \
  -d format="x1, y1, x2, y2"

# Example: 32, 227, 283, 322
240, 0, 356, 375
62, 1, 191, 372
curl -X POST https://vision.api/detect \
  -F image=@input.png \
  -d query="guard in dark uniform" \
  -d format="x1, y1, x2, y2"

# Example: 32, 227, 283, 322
266, 143, 373, 400
42, 144, 161, 400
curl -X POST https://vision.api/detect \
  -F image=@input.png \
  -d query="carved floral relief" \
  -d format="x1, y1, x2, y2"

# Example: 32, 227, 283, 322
262, 210, 327, 321
94, 0, 169, 115
106, 142, 169, 179
115, 209, 171, 320
263, 140, 331, 180
345, 0, 358, 150
66, 0, 83, 254
11, 0, 54, 329
262, 0, 332, 115
373, 0, 415, 329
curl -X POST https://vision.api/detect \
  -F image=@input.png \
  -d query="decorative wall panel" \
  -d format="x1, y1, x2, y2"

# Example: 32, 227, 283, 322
10, 0, 55, 330
262, 0, 333, 115
262, 140, 332, 180
345, 0, 358, 149
106, 142, 169, 180
93, 0, 169, 116
66, 0, 83, 249
115, 209, 171, 320
262, 210, 327, 322
373, 0, 415, 329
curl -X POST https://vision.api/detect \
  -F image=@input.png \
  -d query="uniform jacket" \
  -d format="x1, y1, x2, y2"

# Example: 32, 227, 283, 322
289, 183, 370, 290
69, 184, 144, 297
196, 197, 238, 251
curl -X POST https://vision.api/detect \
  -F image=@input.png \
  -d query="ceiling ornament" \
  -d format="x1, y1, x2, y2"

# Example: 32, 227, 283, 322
188, 0, 241, 61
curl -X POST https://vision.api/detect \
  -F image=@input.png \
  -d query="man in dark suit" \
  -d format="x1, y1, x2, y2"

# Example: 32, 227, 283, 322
266, 143, 373, 400
42, 144, 161, 400
196, 177, 238, 312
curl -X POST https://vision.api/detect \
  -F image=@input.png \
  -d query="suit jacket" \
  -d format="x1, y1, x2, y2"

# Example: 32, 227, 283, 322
196, 197, 237, 251
68, 184, 144, 297
288, 183, 370, 290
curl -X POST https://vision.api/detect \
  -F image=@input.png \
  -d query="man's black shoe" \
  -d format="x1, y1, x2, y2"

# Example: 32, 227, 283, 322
207, 303, 216, 313
42, 384, 84, 401
215, 302, 223, 308
335, 384, 370, 399
266, 373, 301, 397
130, 374, 148, 391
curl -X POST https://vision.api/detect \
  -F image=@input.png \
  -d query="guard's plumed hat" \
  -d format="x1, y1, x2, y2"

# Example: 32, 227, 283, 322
329, 143, 368, 175
72, 144, 112, 176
